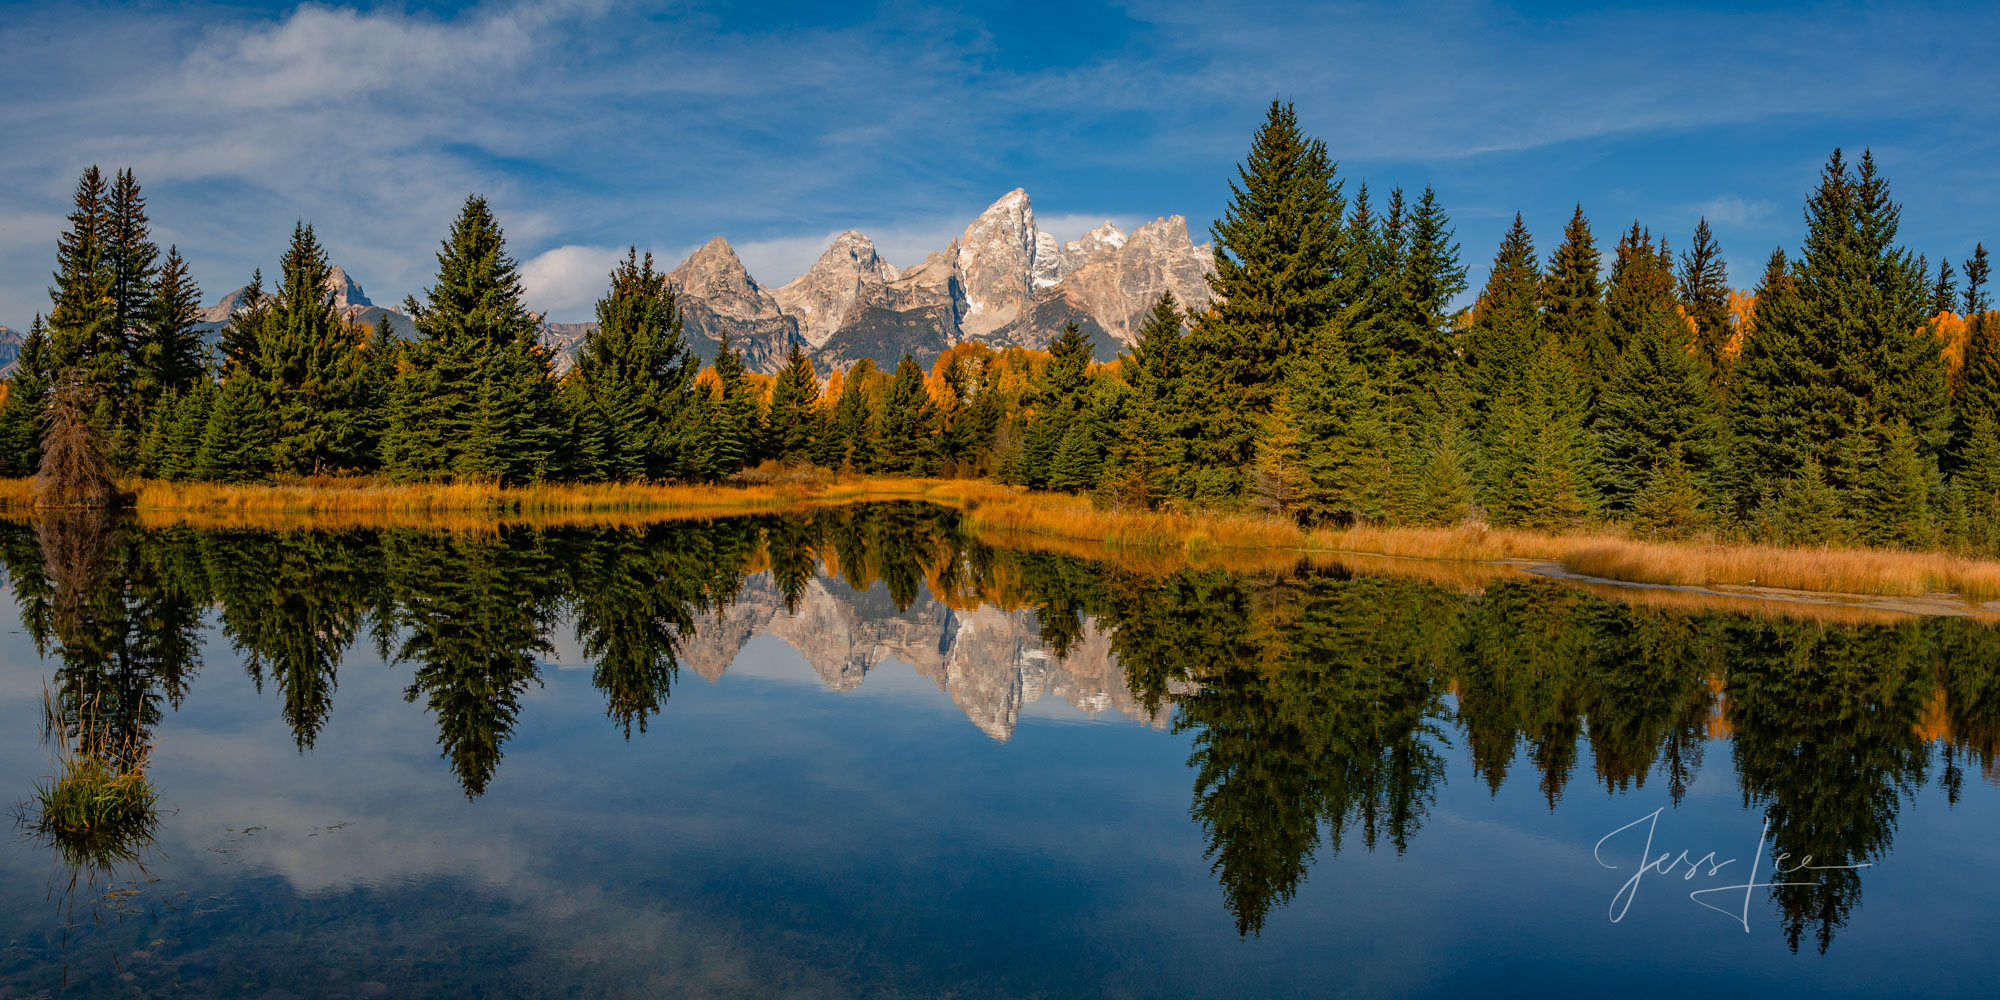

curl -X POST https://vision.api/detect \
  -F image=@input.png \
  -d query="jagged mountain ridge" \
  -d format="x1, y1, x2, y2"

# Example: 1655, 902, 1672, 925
539, 189, 1216, 374
139, 189, 1212, 378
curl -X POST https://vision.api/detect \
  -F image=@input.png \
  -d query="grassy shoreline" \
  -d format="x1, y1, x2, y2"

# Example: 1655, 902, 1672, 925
5, 475, 2000, 607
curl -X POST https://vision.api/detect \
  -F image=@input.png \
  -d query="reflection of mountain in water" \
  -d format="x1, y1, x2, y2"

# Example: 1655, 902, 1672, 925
684, 570, 1164, 739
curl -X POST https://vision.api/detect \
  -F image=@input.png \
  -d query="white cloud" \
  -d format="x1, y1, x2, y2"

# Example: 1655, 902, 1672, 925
518, 244, 626, 320
1693, 195, 1776, 229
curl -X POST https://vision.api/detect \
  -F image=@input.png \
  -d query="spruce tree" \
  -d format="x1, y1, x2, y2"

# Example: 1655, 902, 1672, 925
1406, 420, 1475, 526
105, 168, 158, 351
1594, 302, 1727, 512
0, 316, 53, 476
1379, 186, 1468, 411
1929, 258, 1957, 317
1604, 223, 1680, 367
160, 380, 217, 481
764, 343, 821, 464
1110, 294, 1191, 503
704, 335, 759, 477
1735, 151, 1943, 494
1855, 420, 1937, 548
1541, 206, 1612, 408
46, 167, 120, 394
1764, 459, 1850, 547
250, 222, 372, 475
1184, 100, 1347, 491
567, 248, 699, 480
1678, 217, 1733, 376
1629, 444, 1709, 540
1464, 214, 1541, 417
1284, 329, 1388, 523
1954, 244, 1999, 466
390, 195, 558, 483
825, 359, 877, 473
1251, 393, 1306, 513
196, 376, 275, 482
140, 245, 205, 403
1484, 335, 1596, 530
875, 354, 936, 476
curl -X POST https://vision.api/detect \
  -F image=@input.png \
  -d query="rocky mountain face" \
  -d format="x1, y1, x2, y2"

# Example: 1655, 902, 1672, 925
668, 237, 803, 374
681, 569, 1169, 740
72, 189, 1211, 380
0, 326, 20, 376
771, 231, 900, 348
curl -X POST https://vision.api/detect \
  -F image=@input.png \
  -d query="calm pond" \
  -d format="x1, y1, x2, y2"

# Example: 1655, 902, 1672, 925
2, 503, 1997, 998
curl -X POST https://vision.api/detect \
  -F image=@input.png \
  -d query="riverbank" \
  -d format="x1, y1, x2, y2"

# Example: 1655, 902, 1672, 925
4, 475, 1999, 607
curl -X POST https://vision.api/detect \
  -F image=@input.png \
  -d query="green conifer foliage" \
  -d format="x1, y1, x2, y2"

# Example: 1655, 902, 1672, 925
1855, 421, 1937, 548
1735, 151, 1943, 493
1604, 223, 1679, 365
1251, 393, 1306, 514
140, 246, 205, 404
1184, 100, 1348, 488
874, 355, 936, 476
1677, 218, 1733, 376
1407, 420, 1475, 526
1379, 187, 1468, 411
1285, 330, 1388, 524
0, 316, 54, 477
1629, 444, 1709, 540
1484, 336, 1596, 530
704, 335, 760, 478
46, 168, 121, 394
389, 195, 557, 483
160, 381, 217, 481
566, 249, 699, 480
1464, 214, 1542, 417
825, 358, 877, 473
106, 168, 159, 352
196, 376, 275, 483
1541, 206, 1612, 407
1110, 294, 1191, 504
1594, 303, 1727, 512
247, 223, 372, 475
1765, 460, 1850, 547
765, 344, 821, 464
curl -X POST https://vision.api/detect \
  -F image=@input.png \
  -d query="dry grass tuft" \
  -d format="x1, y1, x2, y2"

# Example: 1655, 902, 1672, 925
1560, 537, 2000, 604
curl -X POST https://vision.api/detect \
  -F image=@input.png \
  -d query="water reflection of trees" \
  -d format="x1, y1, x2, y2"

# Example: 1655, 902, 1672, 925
5, 508, 2000, 949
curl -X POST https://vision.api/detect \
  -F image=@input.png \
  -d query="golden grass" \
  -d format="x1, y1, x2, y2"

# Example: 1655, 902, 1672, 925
1559, 537, 2000, 604
10, 474, 2000, 609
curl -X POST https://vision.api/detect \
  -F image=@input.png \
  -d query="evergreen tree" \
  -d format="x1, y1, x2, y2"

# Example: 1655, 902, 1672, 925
0, 316, 53, 476
1855, 420, 1937, 548
1378, 186, 1468, 410
874, 354, 936, 476
825, 358, 877, 473
195, 376, 274, 482
708, 335, 761, 476
1735, 151, 1944, 495
1594, 300, 1728, 512
1484, 336, 1596, 530
1184, 100, 1347, 492
1406, 419, 1475, 526
1251, 392, 1306, 513
1929, 258, 1957, 317
139, 245, 204, 404
1678, 217, 1733, 375
46, 167, 120, 394
159, 381, 217, 481
565, 248, 699, 480
1542, 206, 1612, 407
387, 195, 558, 483
1109, 294, 1191, 504
1464, 214, 1541, 417
1285, 329, 1388, 523
764, 343, 821, 464
1955, 244, 1999, 465
1629, 444, 1709, 540
105, 168, 158, 351
248, 223, 373, 475
1763, 462, 1850, 547
1604, 223, 1680, 366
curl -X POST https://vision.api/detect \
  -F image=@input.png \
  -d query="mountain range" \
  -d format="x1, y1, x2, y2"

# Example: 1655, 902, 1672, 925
6, 190, 1214, 378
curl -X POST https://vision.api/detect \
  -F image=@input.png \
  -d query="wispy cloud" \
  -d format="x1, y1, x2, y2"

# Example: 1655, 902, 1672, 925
1, 0, 1995, 326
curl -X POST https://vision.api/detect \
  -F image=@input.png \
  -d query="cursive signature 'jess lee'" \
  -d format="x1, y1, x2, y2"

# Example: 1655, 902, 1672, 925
1594, 807, 1871, 931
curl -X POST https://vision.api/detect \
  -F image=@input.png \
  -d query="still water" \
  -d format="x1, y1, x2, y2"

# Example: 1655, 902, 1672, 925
1, 503, 1996, 997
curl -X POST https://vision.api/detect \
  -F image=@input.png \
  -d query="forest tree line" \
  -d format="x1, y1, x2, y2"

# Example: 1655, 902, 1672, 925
2, 102, 1995, 551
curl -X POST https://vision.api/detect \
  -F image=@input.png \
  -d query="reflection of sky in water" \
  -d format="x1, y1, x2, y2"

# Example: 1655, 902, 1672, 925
3, 575, 1999, 998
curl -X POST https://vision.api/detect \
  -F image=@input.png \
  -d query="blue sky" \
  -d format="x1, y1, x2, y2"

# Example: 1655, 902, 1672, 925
0, 0, 1994, 326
